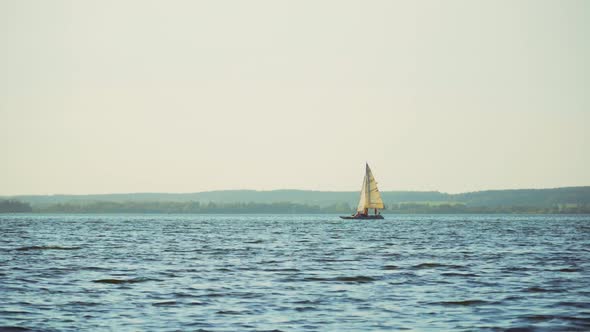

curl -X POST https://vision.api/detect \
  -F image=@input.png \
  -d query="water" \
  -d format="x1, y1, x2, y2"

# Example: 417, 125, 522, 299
1, 214, 589, 332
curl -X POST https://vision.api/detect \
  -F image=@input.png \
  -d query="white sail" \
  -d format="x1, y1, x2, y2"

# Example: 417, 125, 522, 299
356, 163, 384, 212
357, 173, 369, 212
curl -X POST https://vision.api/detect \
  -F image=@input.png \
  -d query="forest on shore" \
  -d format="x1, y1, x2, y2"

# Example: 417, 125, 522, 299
2, 201, 590, 215
2, 187, 589, 214
0, 200, 33, 213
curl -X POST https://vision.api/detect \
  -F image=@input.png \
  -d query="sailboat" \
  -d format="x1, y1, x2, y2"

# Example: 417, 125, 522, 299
340, 163, 385, 220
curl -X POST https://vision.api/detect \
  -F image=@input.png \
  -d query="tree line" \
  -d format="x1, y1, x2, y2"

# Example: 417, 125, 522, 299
33, 201, 353, 214
0, 200, 33, 213
1, 199, 589, 214
386, 202, 590, 214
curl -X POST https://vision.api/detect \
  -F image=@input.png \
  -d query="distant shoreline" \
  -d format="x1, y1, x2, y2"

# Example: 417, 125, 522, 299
3, 212, 590, 215
2, 187, 589, 214
1, 202, 589, 215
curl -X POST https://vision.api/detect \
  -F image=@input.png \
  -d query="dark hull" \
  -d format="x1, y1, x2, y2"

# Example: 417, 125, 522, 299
340, 215, 384, 220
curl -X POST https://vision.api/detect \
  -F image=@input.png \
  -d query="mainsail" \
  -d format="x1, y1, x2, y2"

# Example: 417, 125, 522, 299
356, 163, 384, 212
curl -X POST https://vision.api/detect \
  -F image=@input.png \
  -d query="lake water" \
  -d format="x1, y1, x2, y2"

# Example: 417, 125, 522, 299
1, 214, 589, 331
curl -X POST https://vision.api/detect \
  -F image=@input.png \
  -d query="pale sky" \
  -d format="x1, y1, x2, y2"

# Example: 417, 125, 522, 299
1, 0, 589, 195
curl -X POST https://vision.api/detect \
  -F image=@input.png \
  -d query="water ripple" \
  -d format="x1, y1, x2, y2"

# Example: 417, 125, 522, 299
1, 214, 589, 331
14, 246, 82, 251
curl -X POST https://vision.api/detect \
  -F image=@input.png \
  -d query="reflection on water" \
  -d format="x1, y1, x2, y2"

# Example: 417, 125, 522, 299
1, 214, 589, 331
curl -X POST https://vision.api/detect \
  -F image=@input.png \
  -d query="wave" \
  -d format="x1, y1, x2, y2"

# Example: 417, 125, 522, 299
502, 327, 535, 332
382, 265, 398, 270
15, 246, 81, 251
189, 301, 207, 306
82, 266, 110, 271
0, 327, 36, 332
294, 306, 317, 312
298, 276, 378, 283
67, 301, 101, 307
292, 299, 322, 305
314, 258, 358, 263
198, 293, 225, 298
92, 277, 156, 284
152, 301, 177, 306
431, 299, 491, 306
216, 310, 244, 315
523, 314, 590, 325
244, 240, 264, 244
412, 263, 463, 269
333, 276, 377, 283
522, 287, 562, 293
441, 272, 479, 277
262, 268, 300, 272
170, 292, 198, 298
556, 301, 590, 309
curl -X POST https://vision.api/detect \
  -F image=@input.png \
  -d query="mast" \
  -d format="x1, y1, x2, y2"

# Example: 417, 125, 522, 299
357, 164, 368, 214
365, 163, 370, 215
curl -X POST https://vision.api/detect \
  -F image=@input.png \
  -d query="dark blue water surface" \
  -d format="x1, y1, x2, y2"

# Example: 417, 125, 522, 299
1, 214, 589, 331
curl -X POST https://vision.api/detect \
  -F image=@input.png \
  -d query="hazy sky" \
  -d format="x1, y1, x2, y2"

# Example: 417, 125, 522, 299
1, 0, 589, 195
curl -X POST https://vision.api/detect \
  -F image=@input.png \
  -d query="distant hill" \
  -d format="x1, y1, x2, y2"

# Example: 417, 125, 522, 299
4, 187, 590, 209
452, 187, 590, 207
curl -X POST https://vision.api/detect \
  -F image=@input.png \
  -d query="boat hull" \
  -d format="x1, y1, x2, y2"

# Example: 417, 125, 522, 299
340, 215, 384, 220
